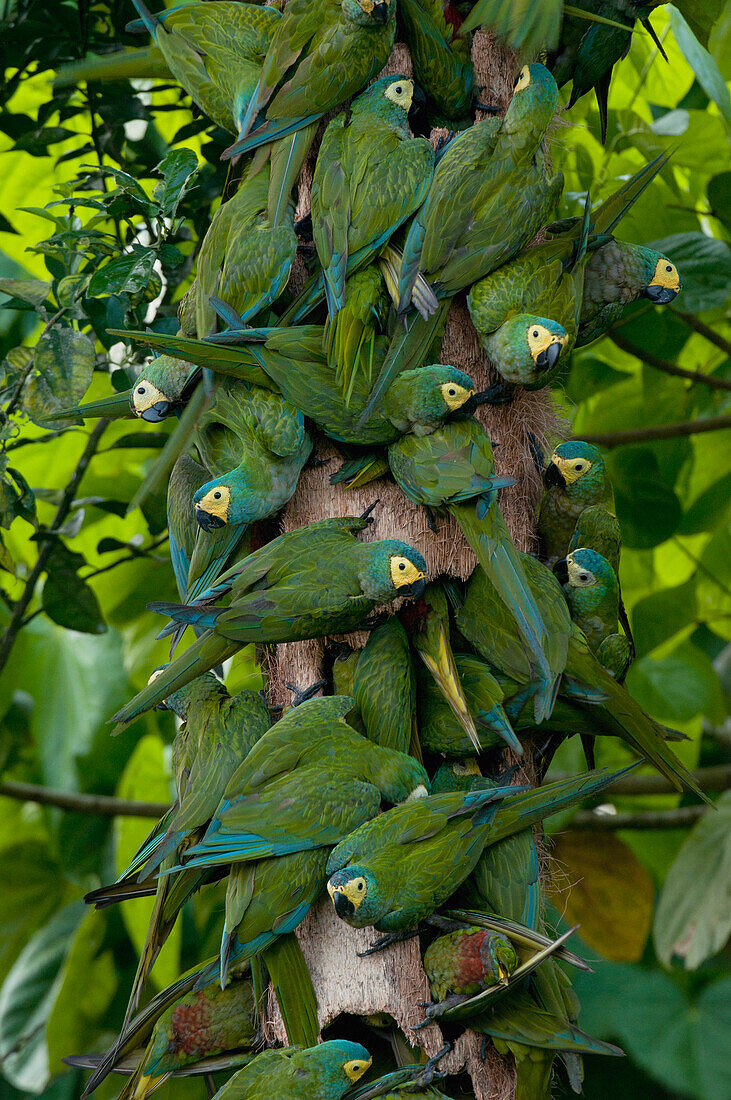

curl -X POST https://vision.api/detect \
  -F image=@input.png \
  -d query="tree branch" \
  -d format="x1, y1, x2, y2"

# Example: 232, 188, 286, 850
0, 420, 107, 674
0, 779, 167, 818
570, 806, 707, 830
675, 311, 731, 358
577, 415, 731, 448
609, 332, 731, 391
551, 765, 730, 796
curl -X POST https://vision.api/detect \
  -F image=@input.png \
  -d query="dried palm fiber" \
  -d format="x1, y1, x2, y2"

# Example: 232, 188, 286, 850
260, 29, 565, 1100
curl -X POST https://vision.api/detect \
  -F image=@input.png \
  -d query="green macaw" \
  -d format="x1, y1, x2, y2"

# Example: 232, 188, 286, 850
360, 61, 562, 424
210, 1042, 373, 1100
398, 0, 475, 119
193, 162, 296, 337
90, 674, 270, 1022
455, 552, 711, 800
224, 0, 397, 159
423, 927, 518, 1001
554, 548, 631, 679
112, 325, 483, 446
125, 1, 280, 137
388, 419, 562, 722
53, 355, 197, 423
189, 380, 312, 531
326, 769, 625, 933
537, 441, 615, 566
416, 653, 521, 756
577, 240, 681, 346
353, 619, 417, 753
305, 75, 434, 320
112, 517, 427, 727
567, 503, 621, 575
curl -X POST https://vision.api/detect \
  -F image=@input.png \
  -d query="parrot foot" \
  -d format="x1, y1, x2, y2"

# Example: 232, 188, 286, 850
285, 680, 327, 707
356, 928, 420, 957
480, 1034, 489, 1062
413, 994, 467, 1029
305, 455, 331, 471
294, 212, 313, 240
359, 499, 380, 523
425, 914, 470, 933
414, 1043, 452, 1086
475, 380, 516, 406
424, 505, 439, 533
433, 132, 455, 157
474, 100, 501, 114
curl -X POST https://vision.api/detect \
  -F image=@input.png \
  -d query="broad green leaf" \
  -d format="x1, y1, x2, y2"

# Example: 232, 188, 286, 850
548, 831, 654, 962
115, 734, 180, 991
649, 232, 731, 313
679, 469, 731, 534
626, 640, 725, 723
696, 527, 731, 639
0, 277, 51, 307
669, 6, 731, 126
41, 543, 107, 634
154, 149, 198, 218
46, 909, 116, 1074
23, 328, 96, 429
631, 576, 697, 657
0, 899, 85, 1092
86, 248, 156, 299
674, 0, 727, 46
608, 448, 682, 549
0, 842, 70, 989
654, 790, 731, 969
707, 171, 731, 232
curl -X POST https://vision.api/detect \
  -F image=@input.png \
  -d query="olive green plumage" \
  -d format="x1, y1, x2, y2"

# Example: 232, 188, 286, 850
53, 354, 196, 423
211, 1041, 372, 1100
398, 0, 475, 119
555, 548, 631, 678
567, 503, 621, 576
112, 517, 427, 726
354, 619, 417, 753
577, 240, 681, 345
324, 265, 391, 404
460, 0, 563, 52
537, 441, 615, 566
416, 653, 521, 756
388, 419, 561, 722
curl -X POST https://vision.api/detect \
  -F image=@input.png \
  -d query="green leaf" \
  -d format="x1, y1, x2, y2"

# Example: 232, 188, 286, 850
626, 640, 725, 723
695, 527, 731, 639
654, 790, 731, 969
46, 909, 117, 1075
41, 543, 107, 635
707, 171, 731, 232
0, 278, 51, 307
0, 842, 70, 990
679, 469, 731, 534
154, 149, 198, 218
674, 0, 727, 47
649, 232, 731, 313
86, 248, 156, 299
608, 448, 682, 549
669, 6, 731, 127
23, 328, 96, 430
0, 899, 85, 1092
631, 576, 697, 657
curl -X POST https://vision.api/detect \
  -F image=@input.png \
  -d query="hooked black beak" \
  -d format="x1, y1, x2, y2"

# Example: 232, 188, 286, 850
553, 558, 569, 585
195, 508, 226, 532
644, 284, 678, 305
140, 400, 171, 422
332, 890, 355, 920
371, 0, 390, 23
401, 577, 426, 600
543, 461, 566, 489
408, 83, 430, 137
535, 341, 562, 371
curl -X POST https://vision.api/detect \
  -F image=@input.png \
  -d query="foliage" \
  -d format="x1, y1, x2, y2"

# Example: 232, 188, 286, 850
0, 3, 728, 1100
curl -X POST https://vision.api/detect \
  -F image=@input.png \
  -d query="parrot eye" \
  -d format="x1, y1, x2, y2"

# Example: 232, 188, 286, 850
396, 85, 403, 94
214, 491, 222, 500
440, 381, 471, 410
579, 573, 589, 582
137, 385, 146, 395
666, 265, 673, 272
532, 330, 539, 338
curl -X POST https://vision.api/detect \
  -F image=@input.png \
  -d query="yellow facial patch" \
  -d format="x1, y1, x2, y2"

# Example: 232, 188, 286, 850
651, 257, 680, 291
358, 0, 375, 12
550, 453, 592, 484
439, 381, 474, 411
385, 78, 414, 112
344, 1057, 372, 1084
390, 556, 425, 589
527, 325, 567, 361
453, 759, 482, 778
195, 485, 231, 522
132, 380, 167, 414
566, 554, 596, 587
514, 65, 531, 93
147, 667, 167, 686
327, 876, 367, 910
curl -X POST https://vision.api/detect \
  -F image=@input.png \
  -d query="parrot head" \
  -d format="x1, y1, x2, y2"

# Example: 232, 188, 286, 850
641, 248, 681, 305
554, 547, 618, 612
327, 866, 381, 926
357, 75, 429, 136
342, 0, 395, 28
314, 1040, 372, 1086
504, 62, 558, 138
149, 668, 228, 718
130, 378, 173, 422
482, 931, 518, 986
386, 364, 477, 433
485, 315, 568, 386
359, 540, 427, 602
430, 759, 483, 795
193, 469, 258, 530
130, 354, 193, 421
543, 441, 606, 497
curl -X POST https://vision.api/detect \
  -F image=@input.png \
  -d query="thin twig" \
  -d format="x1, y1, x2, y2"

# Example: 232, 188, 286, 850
82, 534, 169, 580
675, 311, 731, 358
570, 806, 707, 830
609, 332, 731, 391
0, 421, 107, 674
0, 780, 167, 818
551, 765, 730, 796
577, 415, 731, 448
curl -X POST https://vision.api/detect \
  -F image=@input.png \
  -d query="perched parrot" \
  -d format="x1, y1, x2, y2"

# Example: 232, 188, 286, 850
577, 241, 681, 346
353, 618, 417, 753
190, 380, 312, 531
52, 355, 197, 423
326, 770, 624, 933
209, 1041, 372, 1100
398, 0, 475, 119
388, 419, 562, 721
455, 553, 711, 800
567, 503, 621, 576
223, 0, 397, 159
554, 548, 631, 678
112, 325, 483, 446
111, 517, 427, 726
416, 653, 521, 756
537, 441, 615, 566
361, 61, 562, 423
423, 927, 518, 1003
304, 75, 434, 320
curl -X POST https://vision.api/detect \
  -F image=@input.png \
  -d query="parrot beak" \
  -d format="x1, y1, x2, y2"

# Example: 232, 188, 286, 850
139, 400, 172, 422
543, 461, 566, 489
408, 83, 430, 137
400, 576, 426, 600
371, 0, 390, 23
553, 558, 570, 585
644, 284, 678, 305
498, 963, 510, 986
535, 340, 562, 371
195, 507, 226, 532
328, 884, 356, 920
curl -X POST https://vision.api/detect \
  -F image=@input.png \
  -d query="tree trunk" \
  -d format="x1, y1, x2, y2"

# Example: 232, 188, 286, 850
263, 30, 565, 1100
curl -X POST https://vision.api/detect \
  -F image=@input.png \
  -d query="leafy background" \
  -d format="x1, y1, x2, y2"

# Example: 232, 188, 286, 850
0, 2, 729, 1098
